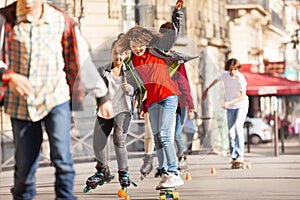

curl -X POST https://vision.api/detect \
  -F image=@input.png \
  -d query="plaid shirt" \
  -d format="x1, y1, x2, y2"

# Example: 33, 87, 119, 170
0, 2, 84, 121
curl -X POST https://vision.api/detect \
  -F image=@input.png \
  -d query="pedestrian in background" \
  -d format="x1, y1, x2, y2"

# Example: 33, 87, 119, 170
202, 58, 249, 163
0, 0, 112, 199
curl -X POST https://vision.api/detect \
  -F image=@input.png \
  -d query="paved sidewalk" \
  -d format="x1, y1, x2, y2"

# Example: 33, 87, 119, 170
0, 138, 299, 200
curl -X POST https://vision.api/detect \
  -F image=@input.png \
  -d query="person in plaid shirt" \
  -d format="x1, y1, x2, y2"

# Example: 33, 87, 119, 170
0, 0, 112, 199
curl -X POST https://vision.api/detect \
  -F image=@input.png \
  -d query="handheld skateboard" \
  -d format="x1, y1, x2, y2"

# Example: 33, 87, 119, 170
231, 160, 251, 169
83, 174, 115, 193
157, 187, 180, 200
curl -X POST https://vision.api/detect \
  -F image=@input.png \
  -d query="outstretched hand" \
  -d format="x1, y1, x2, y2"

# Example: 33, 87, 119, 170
175, 0, 185, 9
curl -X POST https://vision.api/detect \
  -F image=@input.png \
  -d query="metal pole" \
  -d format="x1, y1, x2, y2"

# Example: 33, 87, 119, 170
274, 110, 279, 157
245, 121, 251, 153
273, 98, 279, 157
135, 0, 140, 25
280, 122, 285, 153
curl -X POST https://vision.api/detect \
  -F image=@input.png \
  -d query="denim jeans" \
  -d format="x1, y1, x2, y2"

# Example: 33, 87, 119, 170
226, 105, 248, 160
10, 101, 76, 200
174, 107, 188, 156
148, 95, 178, 174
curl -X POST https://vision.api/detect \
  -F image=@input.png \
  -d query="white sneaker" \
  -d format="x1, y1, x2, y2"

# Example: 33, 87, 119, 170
155, 172, 184, 190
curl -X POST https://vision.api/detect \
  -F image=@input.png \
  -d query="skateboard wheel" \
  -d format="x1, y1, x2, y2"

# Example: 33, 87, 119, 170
118, 189, 127, 198
173, 191, 180, 200
159, 194, 167, 200
124, 195, 131, 200
83, 187, 89, 193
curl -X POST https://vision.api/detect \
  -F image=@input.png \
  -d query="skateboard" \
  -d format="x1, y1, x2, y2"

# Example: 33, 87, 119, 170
158, 187, 180, 200
83, 174, 115, 193
231, 160, 251, 169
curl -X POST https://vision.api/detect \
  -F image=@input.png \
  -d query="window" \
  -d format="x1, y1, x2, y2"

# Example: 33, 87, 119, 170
122, 0, 155, 32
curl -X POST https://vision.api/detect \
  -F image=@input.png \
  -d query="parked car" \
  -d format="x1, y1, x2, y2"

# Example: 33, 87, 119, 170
243, 117, 273, 145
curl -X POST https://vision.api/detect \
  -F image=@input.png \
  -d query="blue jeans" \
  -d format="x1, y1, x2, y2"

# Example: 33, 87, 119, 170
227, 105, 248, 160
10, 101, 76, 200
148, 95, 178, 174
174, 107, 188, 156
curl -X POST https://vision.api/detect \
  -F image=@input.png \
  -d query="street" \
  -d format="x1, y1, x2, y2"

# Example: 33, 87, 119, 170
0, 136, 299, 200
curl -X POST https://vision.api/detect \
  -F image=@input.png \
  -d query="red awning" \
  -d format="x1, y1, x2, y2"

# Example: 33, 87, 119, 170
242, 72, 300, 96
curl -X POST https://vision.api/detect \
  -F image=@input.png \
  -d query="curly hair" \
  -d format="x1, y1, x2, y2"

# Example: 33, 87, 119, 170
117, 25, 162, 53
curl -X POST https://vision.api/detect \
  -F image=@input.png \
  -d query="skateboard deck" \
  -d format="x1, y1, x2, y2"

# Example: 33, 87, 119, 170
231, 160, 251, 169
158, 187, 180, 200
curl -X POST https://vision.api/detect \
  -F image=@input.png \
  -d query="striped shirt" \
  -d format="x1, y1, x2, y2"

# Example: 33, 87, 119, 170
4, 3, 70, 121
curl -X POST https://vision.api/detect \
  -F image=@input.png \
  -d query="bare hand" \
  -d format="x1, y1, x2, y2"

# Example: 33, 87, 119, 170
121, 76, 130, 92
188, 109, 195, 120
9, 73, 33, 96
201, 89, 208, 101
221, 102, 231, 109
139, 110, 145, 119
175, 0, 185, 9
122, 83, 130, 92
99, 100, 113, 119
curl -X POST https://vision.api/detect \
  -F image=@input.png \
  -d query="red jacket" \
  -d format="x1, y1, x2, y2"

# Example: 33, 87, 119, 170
132, 50, 180, 107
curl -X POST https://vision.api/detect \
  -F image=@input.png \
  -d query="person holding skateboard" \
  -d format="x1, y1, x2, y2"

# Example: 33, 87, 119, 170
202, 58, 249, 165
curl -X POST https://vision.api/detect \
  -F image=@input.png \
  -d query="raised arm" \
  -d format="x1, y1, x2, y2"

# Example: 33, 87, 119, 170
153, 0, 184, 52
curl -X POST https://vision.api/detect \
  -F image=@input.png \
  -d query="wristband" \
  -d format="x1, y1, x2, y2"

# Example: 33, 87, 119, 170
2, 70, 15, 86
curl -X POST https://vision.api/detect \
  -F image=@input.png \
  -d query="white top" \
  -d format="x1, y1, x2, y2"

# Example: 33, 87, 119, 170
217, 71, 249, 109
98, 67, 132, 118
